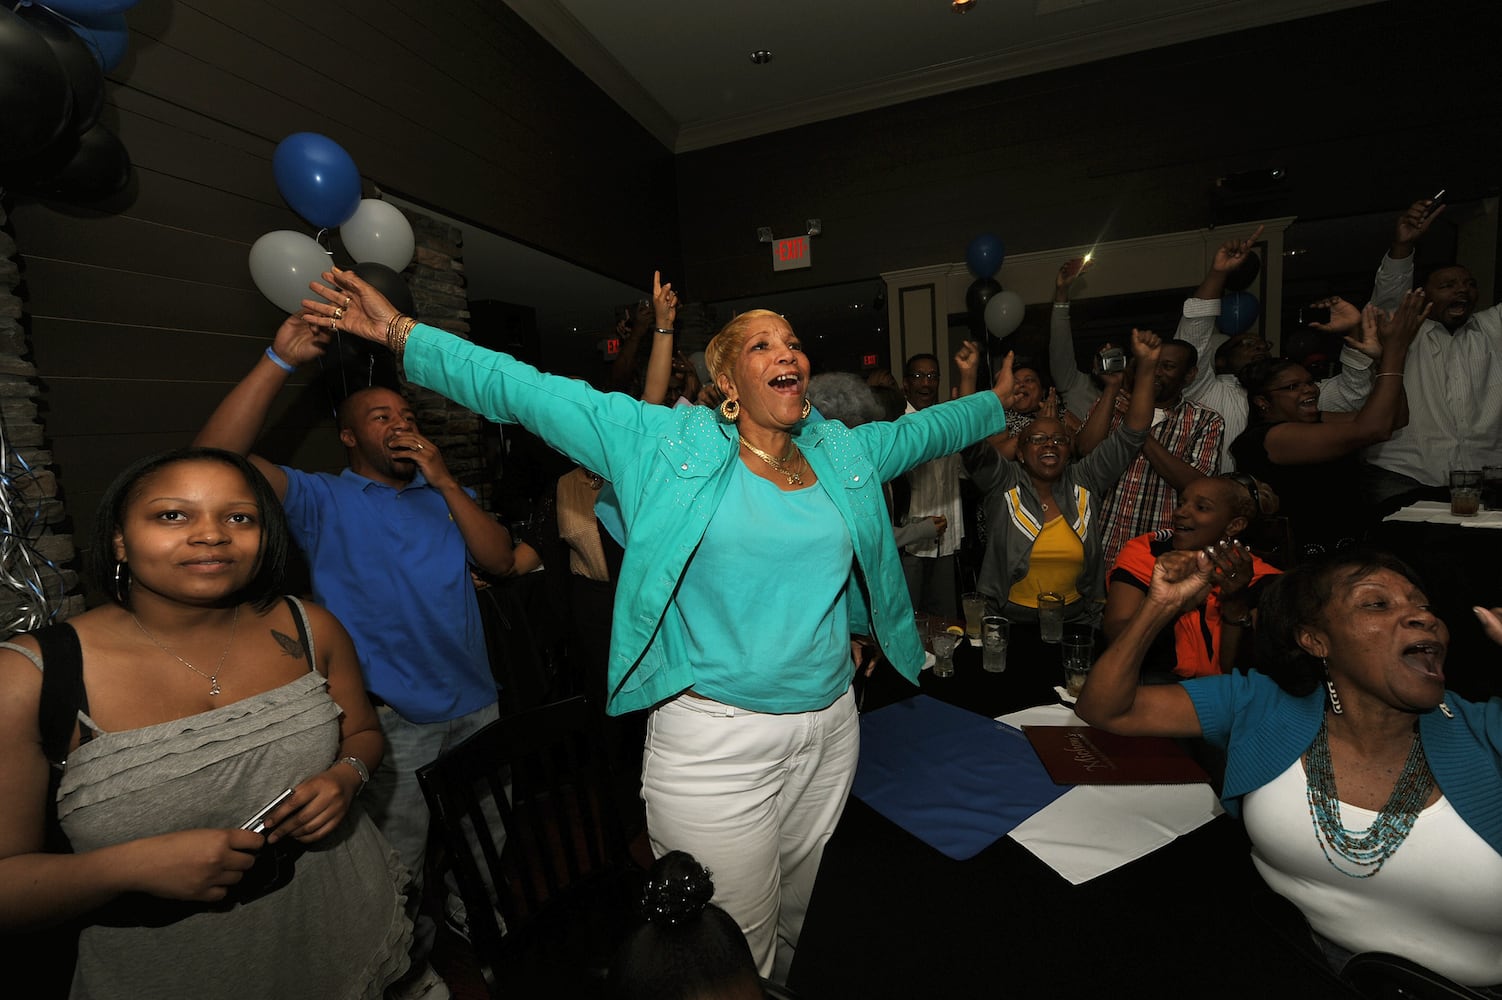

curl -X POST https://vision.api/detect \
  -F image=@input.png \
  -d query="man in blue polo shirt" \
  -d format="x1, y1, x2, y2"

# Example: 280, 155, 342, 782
195, 314, 519, 1000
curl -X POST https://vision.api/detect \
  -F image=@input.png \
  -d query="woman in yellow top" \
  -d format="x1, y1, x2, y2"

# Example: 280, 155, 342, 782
963, 330, 1158, 625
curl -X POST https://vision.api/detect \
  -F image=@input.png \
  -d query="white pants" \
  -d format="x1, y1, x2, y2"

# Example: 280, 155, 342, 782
641, 686, 860, 982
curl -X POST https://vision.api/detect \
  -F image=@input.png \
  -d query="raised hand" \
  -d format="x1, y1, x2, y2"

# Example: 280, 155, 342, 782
652, 270, 678, 331
1377, 287, 1431, 349
1130, 327, 1162, 366
1056, 256, 1092, 291
1212, 225, 1264, 273
1146, 549, 1215, 615
303, 267, 397, 346
1476, 606, 1502, 647
1308, 295, 1362, 334
271, 313, 332, 367
1205, 539, 1254, 599
953, 339, 980, 375
1037, 387, 1061, 419
989, 351, 1015, 407
1395, 197, 1445, 248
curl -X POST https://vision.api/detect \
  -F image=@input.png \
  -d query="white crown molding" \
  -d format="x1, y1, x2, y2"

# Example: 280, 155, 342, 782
502, 0, 679, 150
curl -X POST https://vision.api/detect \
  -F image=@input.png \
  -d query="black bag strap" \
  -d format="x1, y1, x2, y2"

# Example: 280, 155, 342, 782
282, 595, 316, 671
33, 623, 86, 854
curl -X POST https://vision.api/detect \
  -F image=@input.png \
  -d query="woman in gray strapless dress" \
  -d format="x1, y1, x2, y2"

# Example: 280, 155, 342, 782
0, 448, 411, 999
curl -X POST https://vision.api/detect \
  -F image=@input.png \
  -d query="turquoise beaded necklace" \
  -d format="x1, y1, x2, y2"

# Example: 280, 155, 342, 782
1304, 715, 1434, 879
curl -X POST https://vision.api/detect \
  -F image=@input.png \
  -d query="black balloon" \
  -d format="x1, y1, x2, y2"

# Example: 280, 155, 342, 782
3, 122, 130, 201
1223, 250, 1262, 292
966, 277, 1002, 318
0, 7, 73, 163
15, 3, 103, 137
352, 261, 416, 317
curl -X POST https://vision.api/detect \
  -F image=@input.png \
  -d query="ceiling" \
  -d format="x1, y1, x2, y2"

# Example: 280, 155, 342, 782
504, 0, 1381, 152
425, 0, 1388, 372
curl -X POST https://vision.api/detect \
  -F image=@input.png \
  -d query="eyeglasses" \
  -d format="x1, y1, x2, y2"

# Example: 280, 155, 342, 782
1262, 379, 1317, 394
1222, 473, 1264, 518
906, 372, 940, 381
1023, 433, 1071, 447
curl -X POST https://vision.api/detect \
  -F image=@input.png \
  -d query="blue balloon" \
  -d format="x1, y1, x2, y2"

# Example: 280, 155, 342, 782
965, 233, 1005, 280
41, 0, 141, 14
1218, 291, 1261, 336
67, 11, 128, 71
273, 132, 362, 229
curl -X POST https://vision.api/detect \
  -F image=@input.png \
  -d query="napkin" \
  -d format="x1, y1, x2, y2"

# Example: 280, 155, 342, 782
997, 705, 1223, 884
1383, 501, 1502, 529
853, 696, 1070, 860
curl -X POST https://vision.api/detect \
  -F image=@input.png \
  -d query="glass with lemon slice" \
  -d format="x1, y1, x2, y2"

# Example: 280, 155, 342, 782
932, 625, 963, 678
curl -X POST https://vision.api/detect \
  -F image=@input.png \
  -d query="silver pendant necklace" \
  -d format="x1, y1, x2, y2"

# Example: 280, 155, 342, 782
131, 606, 241, 696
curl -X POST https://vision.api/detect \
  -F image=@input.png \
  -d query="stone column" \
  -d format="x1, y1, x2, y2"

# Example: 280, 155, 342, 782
0, 201, 85, 632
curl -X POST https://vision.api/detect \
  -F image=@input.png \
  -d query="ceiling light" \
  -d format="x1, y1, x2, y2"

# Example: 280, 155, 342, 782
750, 50, 772, 65
952, 0, 978, 12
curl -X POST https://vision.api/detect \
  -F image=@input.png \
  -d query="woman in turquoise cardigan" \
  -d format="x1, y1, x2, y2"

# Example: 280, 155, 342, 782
306, 268, 1014, 982
1078, 546, 1502, 990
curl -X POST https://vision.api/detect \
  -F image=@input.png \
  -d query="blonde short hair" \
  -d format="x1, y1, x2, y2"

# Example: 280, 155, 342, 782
703, 309, 788, 384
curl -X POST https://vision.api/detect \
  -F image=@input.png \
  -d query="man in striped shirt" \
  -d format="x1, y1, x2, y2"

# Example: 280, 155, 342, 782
1076, 338, 1224, 568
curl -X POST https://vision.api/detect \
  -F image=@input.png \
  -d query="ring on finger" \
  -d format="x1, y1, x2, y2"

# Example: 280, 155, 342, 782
332, 306, 345, 320
344, 296, 352, 308
331, 317, 339, 332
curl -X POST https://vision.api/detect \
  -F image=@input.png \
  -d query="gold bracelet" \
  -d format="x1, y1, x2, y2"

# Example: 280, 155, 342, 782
386, 314, 411, 355
390, 316, 417, 358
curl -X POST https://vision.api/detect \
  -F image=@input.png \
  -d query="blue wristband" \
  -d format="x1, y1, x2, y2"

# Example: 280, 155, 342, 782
264, 347, 296, 373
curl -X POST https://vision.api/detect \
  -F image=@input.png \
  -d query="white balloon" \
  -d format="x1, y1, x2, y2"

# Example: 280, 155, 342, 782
248, 231, 332, 314
340, 199, 415, 271
984, 289, 1026, 338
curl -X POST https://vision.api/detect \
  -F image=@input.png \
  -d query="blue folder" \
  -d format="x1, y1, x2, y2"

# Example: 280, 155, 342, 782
852, 695, 1070, 861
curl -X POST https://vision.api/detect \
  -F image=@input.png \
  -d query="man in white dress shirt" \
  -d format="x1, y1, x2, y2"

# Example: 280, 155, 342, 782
1363, 196, 1502, 509
900, 353, 964, 617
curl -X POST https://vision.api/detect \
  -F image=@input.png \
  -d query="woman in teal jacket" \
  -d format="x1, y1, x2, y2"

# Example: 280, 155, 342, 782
306, 268, 1014, 982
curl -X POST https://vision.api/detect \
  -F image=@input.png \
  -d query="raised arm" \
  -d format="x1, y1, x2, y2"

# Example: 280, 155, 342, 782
192, 315, 333, 500
1050, 257, 1098, 419
609, 298, 653, 390
1261, 290, 1429, 465
303, 267, 668, 485
1072, 348, 1126, 455
1311, 297, 1377, 412
1181, 228, 1262, 398
1075, 550, 1208, 737
1371, 196, 1443, 310
638, 271, 679, 405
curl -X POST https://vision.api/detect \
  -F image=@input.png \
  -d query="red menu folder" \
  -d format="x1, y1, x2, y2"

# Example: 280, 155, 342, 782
1022, 726, 1210, 785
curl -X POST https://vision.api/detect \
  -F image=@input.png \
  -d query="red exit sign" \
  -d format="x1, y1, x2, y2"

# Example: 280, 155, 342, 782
772, 234, 811, 272
862, 354, 879, 368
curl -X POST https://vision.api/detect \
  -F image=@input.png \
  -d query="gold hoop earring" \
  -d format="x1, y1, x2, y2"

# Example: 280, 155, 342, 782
801, 398, 812, 419
719, 397, 740, 422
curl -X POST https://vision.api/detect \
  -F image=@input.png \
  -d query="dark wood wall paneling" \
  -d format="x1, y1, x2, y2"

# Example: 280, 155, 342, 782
675, 0, 1502, 301
9, 0, 677, 567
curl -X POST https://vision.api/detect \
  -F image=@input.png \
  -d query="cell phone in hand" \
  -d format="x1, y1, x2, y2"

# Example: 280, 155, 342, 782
1300, 305, 1332, 326
1097, 346, 1127, 374
1421, 189, 1446, 218
241, 789, 294, 834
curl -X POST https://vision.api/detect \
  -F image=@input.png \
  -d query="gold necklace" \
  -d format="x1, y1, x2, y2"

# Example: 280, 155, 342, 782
739, 438, 805, 486
131, 606, 241, 696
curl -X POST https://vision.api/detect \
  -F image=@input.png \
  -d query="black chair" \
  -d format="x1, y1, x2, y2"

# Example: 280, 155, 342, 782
417, 695, 644, 998
1342, 953, 1492, 1000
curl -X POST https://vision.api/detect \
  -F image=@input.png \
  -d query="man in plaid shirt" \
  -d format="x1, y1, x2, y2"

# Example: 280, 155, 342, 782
1077, 339, 1224, 567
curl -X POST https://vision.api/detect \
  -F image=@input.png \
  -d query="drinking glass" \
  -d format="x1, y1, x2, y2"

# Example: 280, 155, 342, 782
1061, 627, 1094, 699
1450, 469, 1483, 517
1037, 592, 1065, 644
931, 631, 960, 678
981, 616, 1009, 673
962, 592, 986, 645
913, 612, 932, 651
